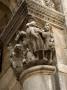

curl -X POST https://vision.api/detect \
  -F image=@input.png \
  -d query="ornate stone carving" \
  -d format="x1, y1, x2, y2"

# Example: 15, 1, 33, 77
0, 0, 64, 47
8, 20, 55, 77
31, 0, 55, 9
26, 0, 65, 29
44, 0, 55, 9
42, 22, 55, 63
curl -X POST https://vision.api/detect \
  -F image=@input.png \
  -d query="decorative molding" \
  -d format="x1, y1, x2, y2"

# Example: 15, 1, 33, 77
20, 65, 56, 84
26, 0, 65, 29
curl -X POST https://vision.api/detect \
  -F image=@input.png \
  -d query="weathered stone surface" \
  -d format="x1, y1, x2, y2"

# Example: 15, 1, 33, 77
59, 72, 67, 90
0, 68, 21, 90
52, 25, 67, 90
23, 75, 54, 90
20, 65, 56, 90
52, 26, 66, 64
26, 0, 65, 29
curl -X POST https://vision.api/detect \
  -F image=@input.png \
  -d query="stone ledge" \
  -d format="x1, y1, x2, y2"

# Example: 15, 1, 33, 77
26, 0, 65, 29
20, 65, 56, 84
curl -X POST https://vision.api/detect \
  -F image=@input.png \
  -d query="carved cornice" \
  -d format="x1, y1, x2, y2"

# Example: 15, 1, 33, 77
26, 0, 65, 29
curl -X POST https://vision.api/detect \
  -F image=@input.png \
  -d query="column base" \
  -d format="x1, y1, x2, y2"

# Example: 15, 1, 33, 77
19, 65, 56, 90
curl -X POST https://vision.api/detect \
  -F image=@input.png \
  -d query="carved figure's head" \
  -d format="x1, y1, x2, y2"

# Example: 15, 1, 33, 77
44, 22, 52, 32
26, 21, 37, 27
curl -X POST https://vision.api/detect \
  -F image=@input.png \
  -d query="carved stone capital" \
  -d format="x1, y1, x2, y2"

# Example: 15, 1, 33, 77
8, 20, 56, 79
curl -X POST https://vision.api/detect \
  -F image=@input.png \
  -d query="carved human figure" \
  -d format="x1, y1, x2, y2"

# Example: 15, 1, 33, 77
8, 43, 23, 75
42, 22, 54, 64
26, 21, 49, 63
15, 29, 37, 64
15, 31, 28, 64
26, 48, 36, 63
26, 21, 55, 63
26, 21, 44, 52
8, 21, 55, 74
8, 31, 28, 74
15, 30, 26, 41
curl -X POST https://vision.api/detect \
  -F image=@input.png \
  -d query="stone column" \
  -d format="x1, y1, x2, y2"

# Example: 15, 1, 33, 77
52, 26, 67, 90
8, 19, 56, 90
20, 65, 56, 90
61, 0, 67, 25
58, 64, 67, 90
61, 0, 67, 46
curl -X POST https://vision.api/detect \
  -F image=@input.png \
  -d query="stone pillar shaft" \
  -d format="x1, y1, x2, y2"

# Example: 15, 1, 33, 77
61, 0, 67, 25
61, 0, 67, 47
20, 65, 56, 90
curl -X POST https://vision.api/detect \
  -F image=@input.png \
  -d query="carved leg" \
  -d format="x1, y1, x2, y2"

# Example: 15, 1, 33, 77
43, 50, 48, 61
49, 50, 53, 64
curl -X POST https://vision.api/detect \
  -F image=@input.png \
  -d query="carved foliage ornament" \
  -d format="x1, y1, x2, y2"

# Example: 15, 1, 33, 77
8, 21, 55, 77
